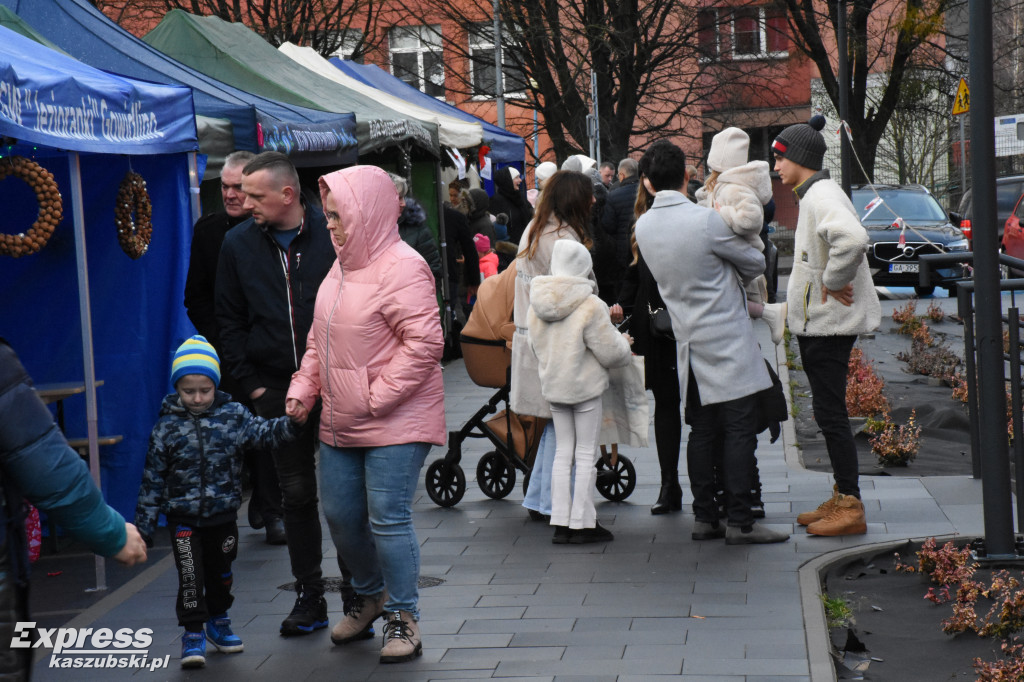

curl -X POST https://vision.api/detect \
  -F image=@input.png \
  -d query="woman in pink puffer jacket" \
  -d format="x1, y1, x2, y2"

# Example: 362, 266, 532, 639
286, 165, 444, 664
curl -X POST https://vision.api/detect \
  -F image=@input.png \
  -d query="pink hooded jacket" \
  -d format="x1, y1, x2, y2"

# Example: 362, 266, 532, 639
287, 166, 445, 447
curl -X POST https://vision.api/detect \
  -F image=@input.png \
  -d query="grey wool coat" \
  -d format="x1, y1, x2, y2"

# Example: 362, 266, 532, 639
635, 190, 771, 405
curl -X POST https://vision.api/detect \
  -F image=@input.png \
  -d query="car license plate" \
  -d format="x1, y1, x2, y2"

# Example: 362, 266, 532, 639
889, 263, 919, 273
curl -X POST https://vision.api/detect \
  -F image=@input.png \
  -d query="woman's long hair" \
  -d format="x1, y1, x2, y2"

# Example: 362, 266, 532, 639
629, 174, 655, 266
519, 171, 593, 259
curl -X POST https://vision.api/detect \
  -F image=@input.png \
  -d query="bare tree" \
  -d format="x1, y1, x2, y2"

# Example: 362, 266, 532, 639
876, 71, 954, 194
781, 0, 957, 183
388, 0, 783, 163
90, 0, 383, 60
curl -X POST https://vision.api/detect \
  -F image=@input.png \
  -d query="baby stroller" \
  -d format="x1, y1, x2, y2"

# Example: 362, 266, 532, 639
424, 260, 636, 508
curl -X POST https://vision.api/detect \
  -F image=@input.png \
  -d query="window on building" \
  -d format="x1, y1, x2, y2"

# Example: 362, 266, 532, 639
389, 25, 445, 97
468, 23, 527, 98
327, 29, 365, 62
732, 5, 788, 59
698, 9, 720, 61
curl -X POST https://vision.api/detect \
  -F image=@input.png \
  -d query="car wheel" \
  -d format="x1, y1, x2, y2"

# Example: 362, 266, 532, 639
914, 285, 935, 297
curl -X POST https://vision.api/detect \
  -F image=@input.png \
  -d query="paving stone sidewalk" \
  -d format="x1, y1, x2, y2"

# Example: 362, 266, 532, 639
30, 316, 985, 681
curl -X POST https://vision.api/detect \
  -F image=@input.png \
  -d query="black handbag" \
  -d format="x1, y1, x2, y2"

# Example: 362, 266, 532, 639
756, 359, 788, 443
648, 304, 675, 340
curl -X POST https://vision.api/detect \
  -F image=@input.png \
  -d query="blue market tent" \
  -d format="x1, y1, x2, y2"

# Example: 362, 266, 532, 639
0, 27, 199, 581
330, 59, 525, 166
0, 0, 358, 170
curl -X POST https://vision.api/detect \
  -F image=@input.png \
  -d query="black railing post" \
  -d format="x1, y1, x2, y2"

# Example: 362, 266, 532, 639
959, 284, 982, 479
1009, 308, 1024, 532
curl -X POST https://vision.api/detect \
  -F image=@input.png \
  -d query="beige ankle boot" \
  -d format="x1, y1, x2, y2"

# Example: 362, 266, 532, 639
379, 610, 422, 663
330, 592, 385, 645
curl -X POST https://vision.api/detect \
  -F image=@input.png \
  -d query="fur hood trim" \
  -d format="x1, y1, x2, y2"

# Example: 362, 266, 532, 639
529, 275, 597, 322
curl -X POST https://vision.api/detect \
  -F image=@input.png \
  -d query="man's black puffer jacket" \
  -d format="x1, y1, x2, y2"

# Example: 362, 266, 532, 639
215, 202, 335, 397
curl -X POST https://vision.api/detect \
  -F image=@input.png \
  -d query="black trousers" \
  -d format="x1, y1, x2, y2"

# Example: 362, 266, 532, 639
170, 521, 238, 630
252, 387, 326, 596
796, 335, 860, 498
648, 338, 682, 485
685, 369, 759, 528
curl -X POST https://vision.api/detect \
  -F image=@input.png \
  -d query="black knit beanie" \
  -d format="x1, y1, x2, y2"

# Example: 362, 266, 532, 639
772, 115, 827, 171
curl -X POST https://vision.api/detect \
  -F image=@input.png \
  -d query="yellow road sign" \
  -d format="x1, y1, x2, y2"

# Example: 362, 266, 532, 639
952, 78, 970, 116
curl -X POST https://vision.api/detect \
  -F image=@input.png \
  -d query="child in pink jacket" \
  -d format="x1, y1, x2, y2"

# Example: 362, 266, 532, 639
286, 165, 444, 664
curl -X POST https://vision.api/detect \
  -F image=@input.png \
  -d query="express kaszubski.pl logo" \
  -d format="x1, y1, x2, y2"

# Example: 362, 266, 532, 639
10, 622, 170, 671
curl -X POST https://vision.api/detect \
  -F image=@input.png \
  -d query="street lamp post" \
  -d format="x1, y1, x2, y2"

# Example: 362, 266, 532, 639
493, 0, 505, 128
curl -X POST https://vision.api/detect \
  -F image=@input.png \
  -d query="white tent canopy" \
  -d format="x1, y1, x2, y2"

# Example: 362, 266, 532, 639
278, 43, 484, 151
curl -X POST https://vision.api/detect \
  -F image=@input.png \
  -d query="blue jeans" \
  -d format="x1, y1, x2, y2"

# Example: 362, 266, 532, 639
522, 421, 555, 515
318, 441, 429, 618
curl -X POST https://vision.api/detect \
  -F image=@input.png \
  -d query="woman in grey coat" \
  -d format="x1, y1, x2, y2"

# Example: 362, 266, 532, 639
634, 140, 787, 545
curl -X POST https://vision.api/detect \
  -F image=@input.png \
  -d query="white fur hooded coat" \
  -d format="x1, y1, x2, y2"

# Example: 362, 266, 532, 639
695, 160, 773, 250
527, 240, 632, 405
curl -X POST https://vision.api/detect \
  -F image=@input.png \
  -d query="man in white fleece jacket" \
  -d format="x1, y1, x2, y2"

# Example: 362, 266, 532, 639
772, 116, 881, 537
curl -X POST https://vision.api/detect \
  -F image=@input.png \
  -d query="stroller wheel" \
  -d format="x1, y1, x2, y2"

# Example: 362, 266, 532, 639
477, 451, 516, 499
595, 454, 636, 502
425, 459, 466, 507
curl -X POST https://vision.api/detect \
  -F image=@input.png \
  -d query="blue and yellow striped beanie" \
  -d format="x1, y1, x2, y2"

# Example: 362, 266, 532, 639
170, 335, 221, 388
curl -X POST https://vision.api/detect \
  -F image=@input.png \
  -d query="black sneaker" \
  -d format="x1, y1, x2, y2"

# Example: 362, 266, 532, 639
280, 591, 328, 636
569, 522, 614, 544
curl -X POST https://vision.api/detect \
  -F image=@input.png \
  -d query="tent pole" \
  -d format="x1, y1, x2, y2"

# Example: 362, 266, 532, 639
187, 152, 202, 225
68, 152, 107, 593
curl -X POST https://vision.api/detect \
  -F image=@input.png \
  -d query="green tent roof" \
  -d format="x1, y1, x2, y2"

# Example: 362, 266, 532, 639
144, 10, 438, 157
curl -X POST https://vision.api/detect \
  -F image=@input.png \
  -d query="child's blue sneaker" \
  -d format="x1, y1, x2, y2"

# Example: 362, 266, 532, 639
206, 614, 244, 653
181, 631, 206, 668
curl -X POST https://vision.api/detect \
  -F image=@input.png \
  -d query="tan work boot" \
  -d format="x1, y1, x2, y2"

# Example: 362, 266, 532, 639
806, 494, 867, 536
330, 592, 385, 645
796, 485, 840, 526
380, 610, 422, 663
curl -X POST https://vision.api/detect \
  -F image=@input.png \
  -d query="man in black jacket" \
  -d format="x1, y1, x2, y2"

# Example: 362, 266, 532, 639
600, 158, 640, 295
215, 152, 334, 636
184, 151, 254, 351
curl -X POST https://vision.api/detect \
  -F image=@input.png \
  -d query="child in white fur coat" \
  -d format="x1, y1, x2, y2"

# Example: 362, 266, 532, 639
528, 240, 632, 544
696, 126, 788, 344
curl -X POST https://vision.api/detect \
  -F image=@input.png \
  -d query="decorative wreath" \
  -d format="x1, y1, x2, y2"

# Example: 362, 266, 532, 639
0, 156, 63, 258
115, 170, 152, 259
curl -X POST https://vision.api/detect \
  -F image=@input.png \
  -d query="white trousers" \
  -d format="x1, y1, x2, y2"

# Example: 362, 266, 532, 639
549, 396, 602, 529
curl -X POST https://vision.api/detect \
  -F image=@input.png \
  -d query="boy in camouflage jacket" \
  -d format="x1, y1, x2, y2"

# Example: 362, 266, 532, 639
135, 336, 299, 668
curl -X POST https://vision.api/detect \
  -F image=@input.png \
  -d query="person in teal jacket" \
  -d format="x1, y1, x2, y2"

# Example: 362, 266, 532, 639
0, 337, 147, 679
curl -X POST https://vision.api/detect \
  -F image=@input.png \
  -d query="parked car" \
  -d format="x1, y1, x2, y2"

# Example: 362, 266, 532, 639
1002, 189, 1024, 269
954, 175, 1024, 246
851, 184, 969, 296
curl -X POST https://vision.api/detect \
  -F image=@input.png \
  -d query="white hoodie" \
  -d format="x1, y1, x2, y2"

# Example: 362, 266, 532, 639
527, 240, 632, 405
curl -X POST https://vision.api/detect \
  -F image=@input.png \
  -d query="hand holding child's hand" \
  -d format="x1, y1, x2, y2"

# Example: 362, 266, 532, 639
285, 398, 308, 425
114, 523, 148, 567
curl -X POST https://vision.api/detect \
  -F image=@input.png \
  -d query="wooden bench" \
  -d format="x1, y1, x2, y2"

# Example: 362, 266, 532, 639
66, 435, 124, 453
